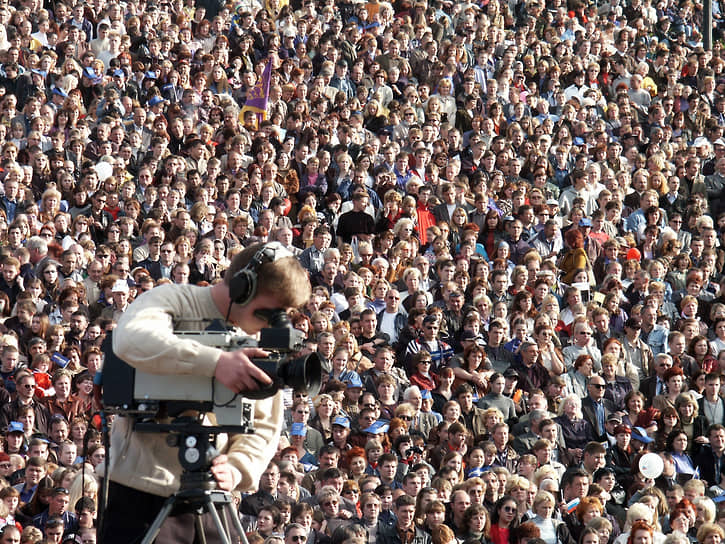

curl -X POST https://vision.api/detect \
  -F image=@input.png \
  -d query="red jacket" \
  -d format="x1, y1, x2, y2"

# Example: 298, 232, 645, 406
416, 203, 436, 245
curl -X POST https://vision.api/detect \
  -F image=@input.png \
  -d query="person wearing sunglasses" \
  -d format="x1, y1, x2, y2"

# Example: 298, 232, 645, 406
490, 495, 519, 544
581, 375, 615, 442
284, 523, 308, 544
563, 322, 602, 372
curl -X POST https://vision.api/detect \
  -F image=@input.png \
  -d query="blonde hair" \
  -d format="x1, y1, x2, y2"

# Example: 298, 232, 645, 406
482, 407, 505, 422
313, 393, 334, 410
533, 490, 556, 509
624, 503, 656, 531
533, 465, 559, 486
68, 466, 99, 512
505, 475, 530, 493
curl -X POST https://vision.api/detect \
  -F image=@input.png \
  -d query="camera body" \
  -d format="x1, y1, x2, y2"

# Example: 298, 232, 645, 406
102, 311, 322, 428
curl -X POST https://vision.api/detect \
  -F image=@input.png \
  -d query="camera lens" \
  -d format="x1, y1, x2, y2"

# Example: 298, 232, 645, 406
278, 351, 322, 396
247, 351, 322, 399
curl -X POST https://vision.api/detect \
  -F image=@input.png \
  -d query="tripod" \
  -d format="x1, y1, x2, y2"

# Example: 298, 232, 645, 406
136, 421, 254, 544
143, 470, 247, 544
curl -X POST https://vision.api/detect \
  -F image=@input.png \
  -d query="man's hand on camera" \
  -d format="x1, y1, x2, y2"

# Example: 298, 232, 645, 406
215, 348, 273, 392
211, 455, 234, 491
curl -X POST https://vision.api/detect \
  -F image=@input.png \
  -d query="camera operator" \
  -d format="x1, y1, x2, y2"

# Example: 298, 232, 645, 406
101, 242, 311, 544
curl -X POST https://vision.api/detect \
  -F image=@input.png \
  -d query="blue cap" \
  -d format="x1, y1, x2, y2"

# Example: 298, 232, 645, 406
712, 491, 725, 504
52, 87, 68, 98
83, 66, 98, 79
421, 389, 432, 400
363, 420, 390, 434
113, 69, 125, 77
579, 218, 592, 227
148, 96, 165, 107
145, 71, 157, 79
31, 69, 47, 78
290, 422, 307, 436
631, 427, 653, 444
332, 416, 350, 429
7, 421, 24, 434
346, 374, 363, 388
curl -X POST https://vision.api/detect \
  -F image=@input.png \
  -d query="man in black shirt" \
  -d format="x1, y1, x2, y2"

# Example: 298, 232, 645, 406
337, 191, 375, 245
356, 308, 391, 357
694, 424, 725, 487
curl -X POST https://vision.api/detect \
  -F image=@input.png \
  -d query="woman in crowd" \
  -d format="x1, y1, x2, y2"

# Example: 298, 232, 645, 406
652, 367, 687, 412
489, 495, 519, 544
530, 490, 575, 544
667, 429, 697, 480
554, 394, 595, 460
675, 394, 709, 455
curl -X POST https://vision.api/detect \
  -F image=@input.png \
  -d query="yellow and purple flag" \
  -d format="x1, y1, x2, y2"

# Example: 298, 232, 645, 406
239, 59, 272, 130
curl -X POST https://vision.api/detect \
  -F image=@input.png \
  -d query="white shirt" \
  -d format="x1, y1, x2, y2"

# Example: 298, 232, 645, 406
379, 311, 399, 344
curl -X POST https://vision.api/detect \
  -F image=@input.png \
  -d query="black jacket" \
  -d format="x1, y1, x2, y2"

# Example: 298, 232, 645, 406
581, 395, 615, 441
378, 525, 431, 544
607, 444, 634, 479
639, 376, 662, 407
693, 447, 725, 487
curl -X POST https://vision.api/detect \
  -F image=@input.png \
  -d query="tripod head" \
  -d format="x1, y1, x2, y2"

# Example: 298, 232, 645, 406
135, 417, 242, 489
111, 416, 252, 544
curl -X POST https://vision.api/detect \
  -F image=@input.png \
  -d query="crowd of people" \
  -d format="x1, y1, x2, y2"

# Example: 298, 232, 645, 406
0, 0, 725, 542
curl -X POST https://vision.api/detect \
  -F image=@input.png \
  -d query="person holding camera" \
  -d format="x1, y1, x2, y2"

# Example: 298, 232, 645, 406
101, 242, 311, 544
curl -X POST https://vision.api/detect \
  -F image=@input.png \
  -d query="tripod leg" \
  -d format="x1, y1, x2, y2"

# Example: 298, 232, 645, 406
224, 503, 247, 544
205, 499, 232, 544
195, 512, 208, 544
142, 497, 177, 544
221, 505, 231, 541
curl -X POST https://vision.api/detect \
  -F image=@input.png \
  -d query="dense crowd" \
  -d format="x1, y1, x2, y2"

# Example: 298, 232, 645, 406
1, 0, 725, 542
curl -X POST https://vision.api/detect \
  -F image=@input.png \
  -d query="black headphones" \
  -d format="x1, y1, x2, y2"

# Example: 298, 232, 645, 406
228, 243, 291, 306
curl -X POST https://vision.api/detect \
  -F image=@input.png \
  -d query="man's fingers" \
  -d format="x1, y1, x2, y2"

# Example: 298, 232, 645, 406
212, 455, 228, 466
239, 375, 265, 392
243, 347, 270, 358
244, 360, 273, 385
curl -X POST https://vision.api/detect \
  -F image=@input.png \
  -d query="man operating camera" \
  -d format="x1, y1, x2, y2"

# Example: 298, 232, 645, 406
101, 242, 311, 544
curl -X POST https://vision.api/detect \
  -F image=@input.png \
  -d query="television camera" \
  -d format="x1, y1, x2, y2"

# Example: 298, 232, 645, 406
102, 309, 322, 429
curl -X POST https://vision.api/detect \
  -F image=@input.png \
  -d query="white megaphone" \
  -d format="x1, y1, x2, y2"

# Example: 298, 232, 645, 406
639, 453, 664, 479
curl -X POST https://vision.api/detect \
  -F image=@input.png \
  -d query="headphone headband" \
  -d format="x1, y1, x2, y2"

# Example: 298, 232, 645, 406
229, 242, 294, 306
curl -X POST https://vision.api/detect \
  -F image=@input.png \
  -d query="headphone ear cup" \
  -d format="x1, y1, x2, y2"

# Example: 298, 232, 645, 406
229, 269, 257, 306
